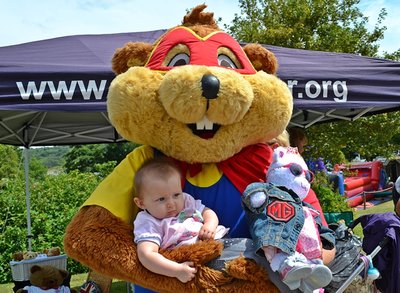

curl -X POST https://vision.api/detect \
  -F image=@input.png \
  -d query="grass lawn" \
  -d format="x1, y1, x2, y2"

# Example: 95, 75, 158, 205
1, 199, 394, 293
0, 273, 129, 293
69, 274, 129, 293
352, 199, 394, 237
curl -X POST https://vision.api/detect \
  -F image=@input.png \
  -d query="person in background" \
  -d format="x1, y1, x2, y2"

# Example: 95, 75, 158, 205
288, 127, 308, 154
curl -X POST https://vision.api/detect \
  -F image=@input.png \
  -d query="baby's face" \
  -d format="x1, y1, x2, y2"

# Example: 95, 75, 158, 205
139, 173, 184, 220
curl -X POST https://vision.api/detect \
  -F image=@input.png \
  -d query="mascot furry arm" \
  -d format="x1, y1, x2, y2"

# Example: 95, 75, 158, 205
64, 4, 293, 293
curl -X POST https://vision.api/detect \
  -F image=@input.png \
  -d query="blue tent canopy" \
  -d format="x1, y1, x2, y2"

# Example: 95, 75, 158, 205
1, 30, 400, 251
0, 29, 400, 147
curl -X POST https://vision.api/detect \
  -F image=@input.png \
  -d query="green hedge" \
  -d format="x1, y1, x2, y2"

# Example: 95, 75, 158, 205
0, 171, 100, 283
311, 171, 352, 213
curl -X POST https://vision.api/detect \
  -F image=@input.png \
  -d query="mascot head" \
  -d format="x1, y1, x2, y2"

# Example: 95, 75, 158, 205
107, 4, 293, 163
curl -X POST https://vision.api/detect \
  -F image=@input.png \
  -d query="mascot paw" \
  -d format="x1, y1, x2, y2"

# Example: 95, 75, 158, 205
161, 239, 224, 265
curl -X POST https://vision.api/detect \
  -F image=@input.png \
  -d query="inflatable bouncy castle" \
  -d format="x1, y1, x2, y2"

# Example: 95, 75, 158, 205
339, 161, 384, 207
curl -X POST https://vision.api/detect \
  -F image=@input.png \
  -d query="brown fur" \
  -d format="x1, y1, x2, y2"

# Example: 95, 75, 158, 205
243, 43, 278, 74
65, 4, 293, 292
181, 3, 221, 37
112, 42, 153, 74
64, 206, 278, 292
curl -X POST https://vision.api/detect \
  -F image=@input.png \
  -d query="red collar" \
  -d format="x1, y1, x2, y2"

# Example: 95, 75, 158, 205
173, 143, 273, 193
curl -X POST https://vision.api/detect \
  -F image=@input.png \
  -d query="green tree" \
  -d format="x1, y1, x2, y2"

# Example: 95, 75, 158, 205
304, 112, 400, 165
64, 145, 106, 173
29, 146, 70, 168
0, 145, 19, 180
64, 142, 138, 173
28, 157, 48, 181
0, 171, 100, 283
226, 0, 389, 57
226, 0, 400, 162
383, 49, 400, 61
103, 142, 139, 163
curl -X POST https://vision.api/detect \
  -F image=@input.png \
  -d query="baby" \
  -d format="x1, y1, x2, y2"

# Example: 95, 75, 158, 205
133, 157, 229, 283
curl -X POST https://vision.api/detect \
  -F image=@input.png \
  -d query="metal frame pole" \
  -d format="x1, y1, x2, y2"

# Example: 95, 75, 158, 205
23, 147, 32, 251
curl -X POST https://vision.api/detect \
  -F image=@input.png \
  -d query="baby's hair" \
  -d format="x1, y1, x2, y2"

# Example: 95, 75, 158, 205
134, 157, 182, 198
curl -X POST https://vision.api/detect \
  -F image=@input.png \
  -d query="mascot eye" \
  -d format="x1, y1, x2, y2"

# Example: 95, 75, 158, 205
167, 53, 190, 67
218, 55, 237, 69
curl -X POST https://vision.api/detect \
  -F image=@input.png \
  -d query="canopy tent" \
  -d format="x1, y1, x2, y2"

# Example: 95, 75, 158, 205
1, 29, 400, 147
1, 29, 400, 250
0, 30, 166, 147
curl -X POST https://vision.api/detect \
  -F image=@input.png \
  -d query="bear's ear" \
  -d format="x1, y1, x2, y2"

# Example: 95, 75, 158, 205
30, 265, 42, 274
111, 42, 153, 74
243, 44, 278, 74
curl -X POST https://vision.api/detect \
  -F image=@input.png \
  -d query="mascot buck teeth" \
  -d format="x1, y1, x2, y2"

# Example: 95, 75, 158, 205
64, 4, 293, 292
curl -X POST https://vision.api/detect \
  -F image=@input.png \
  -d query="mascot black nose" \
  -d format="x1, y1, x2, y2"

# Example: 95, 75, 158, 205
201, 74, 220, 99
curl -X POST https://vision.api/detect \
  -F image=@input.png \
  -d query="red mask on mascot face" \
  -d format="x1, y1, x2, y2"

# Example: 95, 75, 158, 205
145, 27, 257, 75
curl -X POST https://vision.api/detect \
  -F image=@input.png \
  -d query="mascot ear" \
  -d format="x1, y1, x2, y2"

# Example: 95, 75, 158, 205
111, 42, 153, 74
243, 43, 278, 74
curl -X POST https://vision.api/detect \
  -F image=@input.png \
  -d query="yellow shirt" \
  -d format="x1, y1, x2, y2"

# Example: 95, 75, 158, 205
82, 145, 154, 224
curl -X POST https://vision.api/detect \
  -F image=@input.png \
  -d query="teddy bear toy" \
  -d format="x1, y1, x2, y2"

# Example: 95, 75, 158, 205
43, 247, 61, 257
12, 251, 38, 261
242, 146, 335, 292
13, 247, 61, 262
64, 4, 293, 292
16, 265, 76, 293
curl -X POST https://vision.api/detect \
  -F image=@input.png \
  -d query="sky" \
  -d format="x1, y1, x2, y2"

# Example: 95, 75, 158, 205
0, 0, 399, 54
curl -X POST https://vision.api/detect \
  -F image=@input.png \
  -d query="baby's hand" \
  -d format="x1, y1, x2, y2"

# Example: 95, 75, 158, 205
176, 261, 197, 283
198, 222, 217, 240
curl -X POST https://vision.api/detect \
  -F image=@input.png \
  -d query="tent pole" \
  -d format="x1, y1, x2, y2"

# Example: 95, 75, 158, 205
23, 147, 32, 251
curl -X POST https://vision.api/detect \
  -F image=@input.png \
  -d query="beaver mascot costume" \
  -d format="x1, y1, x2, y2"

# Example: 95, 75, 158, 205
64, 4, 298, 292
